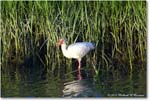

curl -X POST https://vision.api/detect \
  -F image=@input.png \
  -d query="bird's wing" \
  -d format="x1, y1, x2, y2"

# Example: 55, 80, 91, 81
67, 42, 95, 58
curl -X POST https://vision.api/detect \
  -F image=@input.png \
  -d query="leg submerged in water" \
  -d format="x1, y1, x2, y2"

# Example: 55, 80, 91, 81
78, 69, 82, 80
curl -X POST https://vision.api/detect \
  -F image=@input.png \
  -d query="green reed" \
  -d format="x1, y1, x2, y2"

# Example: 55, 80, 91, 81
1, 1, 146, 75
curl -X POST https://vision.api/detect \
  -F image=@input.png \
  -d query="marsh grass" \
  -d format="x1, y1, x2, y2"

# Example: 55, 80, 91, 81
1, 1, 146, 76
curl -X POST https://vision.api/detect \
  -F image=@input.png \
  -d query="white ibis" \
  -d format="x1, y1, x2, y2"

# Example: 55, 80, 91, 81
57, 38, 95, 71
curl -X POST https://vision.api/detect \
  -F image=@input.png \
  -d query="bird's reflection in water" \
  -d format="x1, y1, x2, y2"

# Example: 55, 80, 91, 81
63, 79, 100, 97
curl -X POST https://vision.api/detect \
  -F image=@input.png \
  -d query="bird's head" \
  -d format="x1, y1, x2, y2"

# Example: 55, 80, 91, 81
57, 38, 66, 47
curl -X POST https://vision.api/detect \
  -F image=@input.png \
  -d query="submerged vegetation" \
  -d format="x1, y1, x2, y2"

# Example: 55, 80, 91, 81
1, 1, 146, 77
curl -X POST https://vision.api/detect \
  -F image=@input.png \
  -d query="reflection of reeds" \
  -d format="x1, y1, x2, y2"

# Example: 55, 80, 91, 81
1, 1, 146, 74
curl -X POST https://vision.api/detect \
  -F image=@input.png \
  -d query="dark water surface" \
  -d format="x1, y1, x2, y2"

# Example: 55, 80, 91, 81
1, 63, 146, 98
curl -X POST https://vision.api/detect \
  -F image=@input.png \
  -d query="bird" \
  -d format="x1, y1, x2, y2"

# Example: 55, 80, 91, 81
57, 38, 95, 71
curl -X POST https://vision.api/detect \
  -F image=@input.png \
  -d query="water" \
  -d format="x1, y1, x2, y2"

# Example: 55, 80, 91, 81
1, 63, 146, 98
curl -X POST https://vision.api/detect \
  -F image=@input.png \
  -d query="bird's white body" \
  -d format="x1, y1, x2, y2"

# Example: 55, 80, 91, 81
58, 38, 95, 72
61, 42, 95, 60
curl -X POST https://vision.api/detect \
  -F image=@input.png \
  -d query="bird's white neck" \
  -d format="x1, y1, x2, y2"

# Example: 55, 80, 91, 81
61, 43, 71, 58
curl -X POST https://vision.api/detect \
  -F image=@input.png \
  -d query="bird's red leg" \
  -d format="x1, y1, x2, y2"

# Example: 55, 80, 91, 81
78, 70, 82, 80
77, 58, 82, 80
77, 59, 81, 70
